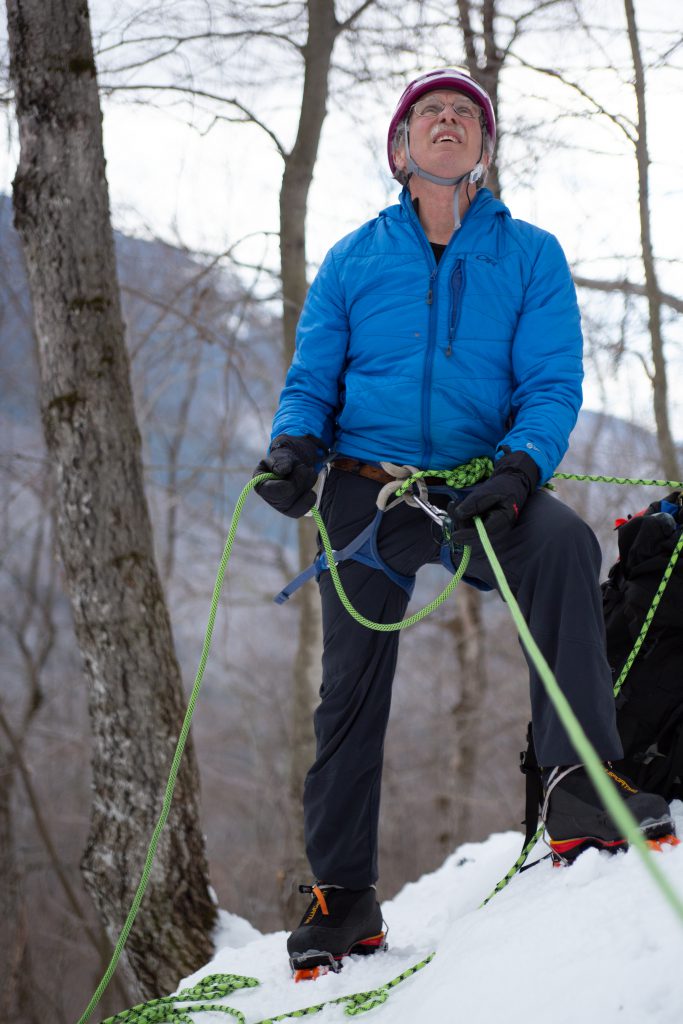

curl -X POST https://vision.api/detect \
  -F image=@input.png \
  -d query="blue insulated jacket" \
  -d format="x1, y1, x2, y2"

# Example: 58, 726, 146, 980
271, 187, 583, 484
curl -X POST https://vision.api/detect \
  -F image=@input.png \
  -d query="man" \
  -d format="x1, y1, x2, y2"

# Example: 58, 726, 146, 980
255, 68, 674, 974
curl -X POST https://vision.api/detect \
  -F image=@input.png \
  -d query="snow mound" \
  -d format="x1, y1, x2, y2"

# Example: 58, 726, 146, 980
181, 807, 683, 1023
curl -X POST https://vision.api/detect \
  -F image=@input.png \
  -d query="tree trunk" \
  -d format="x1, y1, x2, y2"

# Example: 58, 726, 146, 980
278, 0, 339, 919
6, 0, 215, 1001
624, 0, 679, 478
435, 586, 489, 853
0, 752, 29, 1024
457, 0, 502, 198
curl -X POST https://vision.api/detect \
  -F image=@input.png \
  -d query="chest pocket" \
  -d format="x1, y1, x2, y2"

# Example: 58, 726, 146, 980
449, 252, 525, 350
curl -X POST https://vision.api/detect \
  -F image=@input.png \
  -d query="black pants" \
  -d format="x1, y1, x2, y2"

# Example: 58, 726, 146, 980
304, 468, 623, 888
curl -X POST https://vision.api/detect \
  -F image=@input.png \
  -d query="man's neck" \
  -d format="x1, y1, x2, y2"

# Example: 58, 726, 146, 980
409, 178, 478, 244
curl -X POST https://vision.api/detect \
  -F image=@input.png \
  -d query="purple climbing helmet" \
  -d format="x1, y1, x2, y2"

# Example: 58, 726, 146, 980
387, 67, 496, 176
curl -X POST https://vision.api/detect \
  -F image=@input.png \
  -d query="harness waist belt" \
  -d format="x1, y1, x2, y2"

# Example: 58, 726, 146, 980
332, 457, 446, 488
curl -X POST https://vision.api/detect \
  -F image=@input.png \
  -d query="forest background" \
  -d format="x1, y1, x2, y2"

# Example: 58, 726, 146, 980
1, 1, 682, 1021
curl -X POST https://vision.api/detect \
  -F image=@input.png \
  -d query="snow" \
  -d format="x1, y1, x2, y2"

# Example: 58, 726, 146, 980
175, 800, 683, 1024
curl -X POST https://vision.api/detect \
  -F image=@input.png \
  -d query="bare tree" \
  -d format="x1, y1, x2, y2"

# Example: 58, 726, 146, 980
457, 0, 503, 197
623, 0, 678, 478
6, 0, 215, 1003
504, 0, 682, 476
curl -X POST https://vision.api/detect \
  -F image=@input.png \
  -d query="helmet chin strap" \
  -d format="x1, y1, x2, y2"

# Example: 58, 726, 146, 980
404, 126, 483, 232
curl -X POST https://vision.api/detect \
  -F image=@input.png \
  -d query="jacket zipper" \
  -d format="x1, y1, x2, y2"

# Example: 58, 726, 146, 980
401, 190, 464, 464
446, 258, 465, 357
422, 267, 439, 465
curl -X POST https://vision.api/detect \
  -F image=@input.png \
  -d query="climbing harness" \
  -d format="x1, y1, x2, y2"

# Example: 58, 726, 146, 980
275, 463, 423, 603
275, 456, 494, 605
76, 467, 683, 1024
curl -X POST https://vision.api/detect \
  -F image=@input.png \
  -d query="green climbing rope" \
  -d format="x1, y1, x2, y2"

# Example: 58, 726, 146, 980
311, 504, 471, 631
98, 956, 436, 1024
613, 527, 683, 697
100, 974, 259, 1024
554, 473, 683, 488
393, 455, 494, 495
78, 465, 683, 1024
479, 826, 545, 908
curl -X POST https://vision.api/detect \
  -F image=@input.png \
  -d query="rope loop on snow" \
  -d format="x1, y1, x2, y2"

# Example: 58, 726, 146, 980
96, 957, 437, 1024
99, 974, 259, 1024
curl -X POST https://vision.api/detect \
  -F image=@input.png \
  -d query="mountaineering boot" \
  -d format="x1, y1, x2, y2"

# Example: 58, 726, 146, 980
287, 883, 386, 980
542, 763, 678, 865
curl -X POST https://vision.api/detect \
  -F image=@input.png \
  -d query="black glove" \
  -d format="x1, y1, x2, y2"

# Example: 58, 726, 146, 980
253, 434, 325, 518
448, 450, 540, 546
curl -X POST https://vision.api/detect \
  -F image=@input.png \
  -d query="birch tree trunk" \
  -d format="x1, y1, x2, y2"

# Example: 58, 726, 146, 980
6, 0, 215, 1000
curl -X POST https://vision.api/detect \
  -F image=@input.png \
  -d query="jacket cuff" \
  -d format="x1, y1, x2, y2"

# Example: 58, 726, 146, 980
494, 449, 540, 490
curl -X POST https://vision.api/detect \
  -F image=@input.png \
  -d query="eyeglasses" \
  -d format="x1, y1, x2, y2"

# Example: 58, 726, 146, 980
412, 99, 481, 121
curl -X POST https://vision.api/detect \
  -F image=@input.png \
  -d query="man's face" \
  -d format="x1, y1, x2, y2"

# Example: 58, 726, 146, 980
395, 89, 486, 181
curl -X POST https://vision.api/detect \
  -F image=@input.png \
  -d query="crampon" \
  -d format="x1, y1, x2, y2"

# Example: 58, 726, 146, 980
549, 825, 680, 867
290, 932, 387, 982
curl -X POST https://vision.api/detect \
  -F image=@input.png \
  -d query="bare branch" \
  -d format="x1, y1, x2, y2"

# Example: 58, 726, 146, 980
652, 34, 683, 67
573, 274, 683, 315
456, 0, 477, 68
506, 50, 637, 144
336, 0, 376, 34
98, 83, 288, 157
96, 29, 304, 60
505, 0, 569, 49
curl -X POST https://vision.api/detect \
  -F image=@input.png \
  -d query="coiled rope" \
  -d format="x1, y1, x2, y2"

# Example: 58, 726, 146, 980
98, 956, 436, 1024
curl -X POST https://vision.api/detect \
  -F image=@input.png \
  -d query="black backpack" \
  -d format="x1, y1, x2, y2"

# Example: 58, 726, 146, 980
602, 490, 683, 802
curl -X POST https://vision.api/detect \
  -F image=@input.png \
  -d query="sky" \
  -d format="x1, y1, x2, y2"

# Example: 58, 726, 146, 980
1, 0, 682, 436
113, 811, 683, 1023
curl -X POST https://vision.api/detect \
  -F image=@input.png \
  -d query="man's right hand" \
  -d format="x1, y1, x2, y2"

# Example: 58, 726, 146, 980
253, 434, 324, 518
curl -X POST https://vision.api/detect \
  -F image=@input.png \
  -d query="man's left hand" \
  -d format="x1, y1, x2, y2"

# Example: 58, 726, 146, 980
448, 450, 540, 546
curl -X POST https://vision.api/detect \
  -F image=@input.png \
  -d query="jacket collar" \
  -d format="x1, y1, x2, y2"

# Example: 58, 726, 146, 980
396, 185, 509, 223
